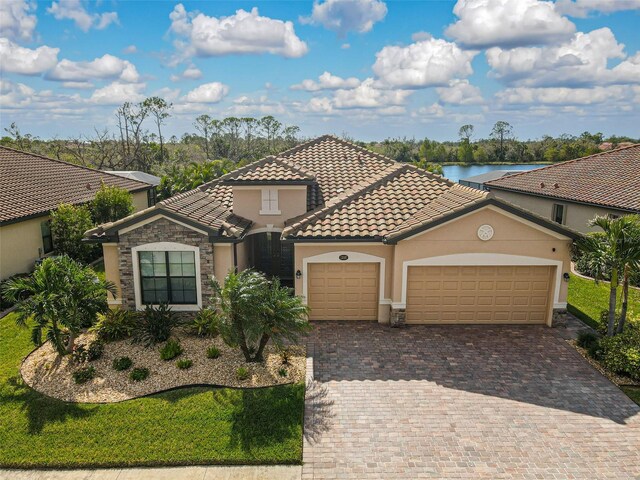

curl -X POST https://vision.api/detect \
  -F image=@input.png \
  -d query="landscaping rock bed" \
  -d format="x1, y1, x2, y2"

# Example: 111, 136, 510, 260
21, 330, 306, 403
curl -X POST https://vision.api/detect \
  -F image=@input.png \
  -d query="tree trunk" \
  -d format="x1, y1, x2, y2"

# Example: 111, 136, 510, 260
617, 264, 630, 334
232, 314, 253, 361
607, 267, 618, 337
65, 331, 76, 354
253, 333, 271, 363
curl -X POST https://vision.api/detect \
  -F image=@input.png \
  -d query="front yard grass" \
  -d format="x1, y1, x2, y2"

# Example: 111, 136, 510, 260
567, 273, 640, 330
0, 313, 304, 468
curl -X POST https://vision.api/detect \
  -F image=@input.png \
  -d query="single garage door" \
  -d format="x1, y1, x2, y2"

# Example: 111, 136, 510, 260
308, 263, 379, 320
406, 265, 553, 324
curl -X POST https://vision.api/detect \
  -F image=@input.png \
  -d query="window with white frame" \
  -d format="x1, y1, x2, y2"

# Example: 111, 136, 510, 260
139, 251, 197, 304
552, 203, 566, 224
260, 188, 280, 215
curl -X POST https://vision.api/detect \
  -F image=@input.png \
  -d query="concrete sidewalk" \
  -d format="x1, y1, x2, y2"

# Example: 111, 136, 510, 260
0, 466, 301, 480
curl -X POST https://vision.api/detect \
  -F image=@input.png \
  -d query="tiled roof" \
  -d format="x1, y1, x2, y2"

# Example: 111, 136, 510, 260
0, 146, 151, 224
486, 144, 640, 212
221, 156, 315, 184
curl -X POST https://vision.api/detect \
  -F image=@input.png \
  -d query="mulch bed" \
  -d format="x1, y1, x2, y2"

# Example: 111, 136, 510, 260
21, 330, 306, 403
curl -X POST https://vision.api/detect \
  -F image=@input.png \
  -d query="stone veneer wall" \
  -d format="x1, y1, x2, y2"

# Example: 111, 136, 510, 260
117, 218, 214, 309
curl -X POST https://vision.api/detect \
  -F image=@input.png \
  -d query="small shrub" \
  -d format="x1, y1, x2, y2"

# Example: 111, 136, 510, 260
73, 366, 96, 384
71, 344, 88, 364
160, 338, 183, 360
207, 346, 220, 359
129, 367, 149, 382
279, 348, 291, 365
587, 342, 601, 360
92, 309, 137, 341
598, 330, 640, 381
576, 331, 599, 350
112, 356, 133, 371
190, 308, 219, 337
278, 367, 287, 377
87, 340, 104, 361
236, 367, 249, 380
176, 359, 193, 370
133, 304, 181, 347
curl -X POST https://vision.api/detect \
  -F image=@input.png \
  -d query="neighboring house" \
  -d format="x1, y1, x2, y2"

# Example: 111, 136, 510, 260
0, 146, 154, 280
486, 144, 640, 233
108, 171, 161, 207
88, 136, 578, 326
459, 170, 523, 191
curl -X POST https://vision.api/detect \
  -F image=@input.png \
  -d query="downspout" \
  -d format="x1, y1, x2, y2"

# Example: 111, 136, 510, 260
233, 242, 238, 272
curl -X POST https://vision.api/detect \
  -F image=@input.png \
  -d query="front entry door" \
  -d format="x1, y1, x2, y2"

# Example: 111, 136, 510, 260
248, 232, 294, 287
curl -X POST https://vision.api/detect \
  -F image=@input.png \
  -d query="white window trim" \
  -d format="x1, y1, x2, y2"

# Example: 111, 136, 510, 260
301, 251, 389, 306
131, 242, 203, 312
397, 253, 566, 322
552, 203, 567, 225
260, 188, 281, 215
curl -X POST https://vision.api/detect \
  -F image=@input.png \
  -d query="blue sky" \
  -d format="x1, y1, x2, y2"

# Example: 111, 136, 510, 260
1, 0, 639, 141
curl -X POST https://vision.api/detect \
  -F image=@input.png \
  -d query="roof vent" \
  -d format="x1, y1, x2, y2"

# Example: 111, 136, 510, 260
86, 183, 92, 190
553, 183, 559, 189
540, 182, 545, 188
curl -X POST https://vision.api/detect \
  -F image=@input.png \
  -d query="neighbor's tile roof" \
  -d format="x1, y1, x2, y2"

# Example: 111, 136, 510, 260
0, 146, 151, 224
221, 156, 315, 184
486, 144, 640, 212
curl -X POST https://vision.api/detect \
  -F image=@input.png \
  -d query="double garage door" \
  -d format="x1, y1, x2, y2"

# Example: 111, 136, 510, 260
307, 262, 553, 324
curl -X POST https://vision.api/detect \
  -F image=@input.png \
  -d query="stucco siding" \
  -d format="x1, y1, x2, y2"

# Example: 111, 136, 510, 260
0, 216, 49, 280
491, 189, 630, 233
131, 190, 151, 212
213, 244, 234, 282
232, 187, 307, 229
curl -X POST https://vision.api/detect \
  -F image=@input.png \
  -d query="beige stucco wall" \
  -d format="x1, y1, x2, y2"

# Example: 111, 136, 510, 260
0, 216, 50, 280
232, 187, 307, 229
293, 243, 395, 323
131, 190, 151, 212
103, 243, 121, 306
392, 206, 573, 308
491, 189, 630, 233
213, 244, 235, 282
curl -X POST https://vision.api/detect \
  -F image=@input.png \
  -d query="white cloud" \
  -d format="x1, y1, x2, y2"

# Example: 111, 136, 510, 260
413, 103, 446, 118
89, 81, 146, 105
341, 43, 350, 49
183, 82, 230, 103
123, 45, 137, 54
46, 54, 140, 83
555, 0, 640, 18
301, 0, 387, 36
47, 0, 119, 32
0, 0, 38, 41
61, 81, 93, 89
0, 38, 59, 75
372, 37, 476, 88
436, 79, 484, 105
170, 65, 203, 82
486, 28, 640, 87
495, 85, 631, 105
291, 71, 361, 91
169, 4, 308, 61
0, 78, 35, 107
411, 31, 432, 42
227, 95, 286, 115
333, 78, 412, 108
445, 0, 576, 49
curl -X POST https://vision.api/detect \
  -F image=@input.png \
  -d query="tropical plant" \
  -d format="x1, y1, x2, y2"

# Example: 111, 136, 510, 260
129, 367, 149, 382
176, 359, 193, 370
236, 367, 249, 380
113, 356, 133, 371
159, 338, 183, 360
211, 270, 310, 363
72, 366, 96, 384
132, 303, 181, 347
1, 256, 115, 354
190, 308, 219, 337
207, 346, 221, 359
91, 182, 134, 224
576, 215, 640, 335
50, 203, 97, 262
91, 309, 137, 341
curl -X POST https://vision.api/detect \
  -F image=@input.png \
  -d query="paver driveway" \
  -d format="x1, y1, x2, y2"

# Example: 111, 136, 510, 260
302, 322, 640, 479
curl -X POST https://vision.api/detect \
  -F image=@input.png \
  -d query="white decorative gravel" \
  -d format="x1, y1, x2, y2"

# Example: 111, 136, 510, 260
21, 330, 306, 403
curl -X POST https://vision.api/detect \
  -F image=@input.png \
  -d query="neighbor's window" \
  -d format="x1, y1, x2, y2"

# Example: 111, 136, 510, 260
41, 220, 54, 254
552, 204, 566, 224
260, 188, 280, 214
139, 251, 197, 304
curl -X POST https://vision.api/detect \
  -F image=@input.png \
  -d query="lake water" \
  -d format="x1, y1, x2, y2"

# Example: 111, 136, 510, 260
442, 164, 547, 183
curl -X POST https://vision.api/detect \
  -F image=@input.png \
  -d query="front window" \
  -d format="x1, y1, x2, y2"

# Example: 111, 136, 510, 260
139, 251, 197, 304
260, 188, 280, 215
41, 220, 54, 255
552, 204, 566, 224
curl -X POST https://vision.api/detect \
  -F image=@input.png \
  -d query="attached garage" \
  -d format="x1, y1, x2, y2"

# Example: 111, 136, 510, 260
405, 265, 554, 324
308, 263, 379, 320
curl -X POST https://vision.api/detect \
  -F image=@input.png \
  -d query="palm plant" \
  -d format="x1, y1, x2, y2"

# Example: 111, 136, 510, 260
577, 215, 640, 336
1, 256, 116, 354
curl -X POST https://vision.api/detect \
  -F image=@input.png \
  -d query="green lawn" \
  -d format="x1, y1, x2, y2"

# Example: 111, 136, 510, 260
0, 313, 304, 468
567, 273, 640, 330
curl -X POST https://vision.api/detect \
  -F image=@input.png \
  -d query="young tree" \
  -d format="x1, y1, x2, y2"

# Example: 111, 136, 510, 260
490, 121, 513, 162
2, 256, 116, 354
50, 203, 96, 262
212, 270, 310, 362
142, 96, 172, 161
91, 182, 134, 224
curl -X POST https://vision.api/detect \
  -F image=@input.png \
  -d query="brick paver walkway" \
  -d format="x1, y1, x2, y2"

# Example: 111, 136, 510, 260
302, 321, 640, 479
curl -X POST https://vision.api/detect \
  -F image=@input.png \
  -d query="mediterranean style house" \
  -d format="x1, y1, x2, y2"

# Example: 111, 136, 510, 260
486, 144, 640, 233
0, 146, 154, 280
88, 136, 579, 326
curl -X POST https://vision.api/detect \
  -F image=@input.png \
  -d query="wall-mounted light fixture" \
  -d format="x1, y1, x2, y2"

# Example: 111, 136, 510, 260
295, 270, 302, 280
563, 272, 570, 282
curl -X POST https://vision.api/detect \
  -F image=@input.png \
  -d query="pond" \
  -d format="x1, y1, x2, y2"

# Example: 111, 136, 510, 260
442, 164, 548, 183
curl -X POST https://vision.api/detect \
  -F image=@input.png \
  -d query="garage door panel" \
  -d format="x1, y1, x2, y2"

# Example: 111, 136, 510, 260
308, 263, 379, 321
406, 265, 552, 324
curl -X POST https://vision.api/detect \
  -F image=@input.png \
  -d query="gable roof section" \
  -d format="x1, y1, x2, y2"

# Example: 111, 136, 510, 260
221, 156, 315, 185
486, 144, 640, 212
0, 146, 152, 225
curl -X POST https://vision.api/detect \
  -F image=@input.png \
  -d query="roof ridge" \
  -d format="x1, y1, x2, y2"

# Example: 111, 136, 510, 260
0, 145, 151, 189
486, 143, 640, 186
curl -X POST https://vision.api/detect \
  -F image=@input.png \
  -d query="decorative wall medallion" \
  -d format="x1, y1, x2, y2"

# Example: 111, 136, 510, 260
477, 224, 494, 241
